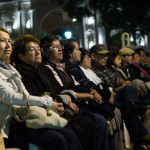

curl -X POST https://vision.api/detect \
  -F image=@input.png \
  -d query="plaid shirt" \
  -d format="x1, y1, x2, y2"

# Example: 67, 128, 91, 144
91, 64, 117, 88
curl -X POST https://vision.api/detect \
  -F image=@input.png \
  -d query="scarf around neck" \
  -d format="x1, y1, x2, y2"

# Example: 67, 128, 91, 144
131, 62, 150, 79
0, 60, 10, 70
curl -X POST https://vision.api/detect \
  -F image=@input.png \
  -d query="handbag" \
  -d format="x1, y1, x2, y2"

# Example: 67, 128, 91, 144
12, 92, 68, 130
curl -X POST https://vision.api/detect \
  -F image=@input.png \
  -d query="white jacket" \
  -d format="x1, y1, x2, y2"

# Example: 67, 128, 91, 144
0, 65, 53, 138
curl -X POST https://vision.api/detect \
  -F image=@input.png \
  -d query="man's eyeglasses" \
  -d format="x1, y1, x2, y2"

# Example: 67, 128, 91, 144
98, 54, 108, 59
27, 47, 41, 52
50, 44, 64, 49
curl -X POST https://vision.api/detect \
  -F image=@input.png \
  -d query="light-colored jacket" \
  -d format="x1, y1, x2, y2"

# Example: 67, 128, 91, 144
0, 65, 53, 138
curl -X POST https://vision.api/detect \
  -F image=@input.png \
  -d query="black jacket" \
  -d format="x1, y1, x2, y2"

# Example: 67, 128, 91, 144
15, 61, 62, 99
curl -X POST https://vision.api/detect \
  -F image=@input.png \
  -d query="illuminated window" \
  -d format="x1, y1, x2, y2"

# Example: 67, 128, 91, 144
5, 22, 13, 33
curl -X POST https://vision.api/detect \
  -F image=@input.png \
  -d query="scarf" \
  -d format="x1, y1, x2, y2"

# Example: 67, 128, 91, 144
112, 65, 128, 79
131, 62, 150, 79
79, 66, 102, 85
0, 60, 10, 70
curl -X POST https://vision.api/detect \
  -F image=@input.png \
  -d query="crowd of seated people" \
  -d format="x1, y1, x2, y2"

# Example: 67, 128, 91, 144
61, 40, 150, 150
106, 49, 150, 100
0, 26, 150, 150
40, 35, 117, 150
0, 28, 85, 150
11, 34, 97, 150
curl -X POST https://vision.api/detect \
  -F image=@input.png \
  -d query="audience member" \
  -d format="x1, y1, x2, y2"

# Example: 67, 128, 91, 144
118, 47, 150, 98
145, 52, 150, 66
63, 47, 124, 150
130, 51, 150, 81
11, 34, 97, 150
90, 44, 150, 150
40, 35, 116, 150
134, 48, 150, 75
0, 27, 82, 150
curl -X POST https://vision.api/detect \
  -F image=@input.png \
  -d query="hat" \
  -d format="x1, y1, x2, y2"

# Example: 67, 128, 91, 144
119, 47, 134, 56
90, 44, 110, 55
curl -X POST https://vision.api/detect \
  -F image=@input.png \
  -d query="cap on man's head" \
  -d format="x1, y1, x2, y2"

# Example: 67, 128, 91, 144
119, 47, 134, 56
90, 44, 110, 55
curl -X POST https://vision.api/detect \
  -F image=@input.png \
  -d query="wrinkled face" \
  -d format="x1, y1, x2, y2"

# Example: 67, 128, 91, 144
0, 31, 12, 63
19, 42, 42, 67
69, 42, 81, 63
47, 40, 63, 64
93, 54, 108, 67
114, 55, 122, 67
140, 51, 147, 63
80, 54, 91, 69
121, 55, 133, 65
133, 53, 140, 63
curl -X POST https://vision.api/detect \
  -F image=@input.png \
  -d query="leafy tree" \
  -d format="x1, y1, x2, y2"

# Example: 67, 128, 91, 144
55, 0, 150, 47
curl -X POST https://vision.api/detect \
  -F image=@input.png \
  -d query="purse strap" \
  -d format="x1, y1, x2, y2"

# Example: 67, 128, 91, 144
13, 92, 31, 122
0, 134, 5, 150
13, 92, 53, 122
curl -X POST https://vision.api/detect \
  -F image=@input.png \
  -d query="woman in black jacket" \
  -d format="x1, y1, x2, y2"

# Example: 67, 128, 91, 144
11, 34, 97, 150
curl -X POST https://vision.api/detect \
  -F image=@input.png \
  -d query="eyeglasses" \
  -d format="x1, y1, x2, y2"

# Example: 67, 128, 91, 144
50, 44, 64, 49
84, 55, 91, 59
124, 54, 132, 56
98, 55, 108, 59
27, 47, 41, 52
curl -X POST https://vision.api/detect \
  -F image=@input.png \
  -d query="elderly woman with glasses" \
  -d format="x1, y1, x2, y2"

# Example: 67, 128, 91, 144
11, 34, 98, 150
0, 29, 83, 150
40, 35, 118, 150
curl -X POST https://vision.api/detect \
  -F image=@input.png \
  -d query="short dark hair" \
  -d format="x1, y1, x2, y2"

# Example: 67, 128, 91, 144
107, 52, 119, 68
63, 38, 77, 59
134, 48, 145, 55
40, 34, 59, 51
40, 34, 59, 60
12, 34, 40, 65
79, 48, 89, 64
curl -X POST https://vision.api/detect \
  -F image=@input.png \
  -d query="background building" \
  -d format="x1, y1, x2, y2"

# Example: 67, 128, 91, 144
0, 0, 149, 51
0, 0, 107, 49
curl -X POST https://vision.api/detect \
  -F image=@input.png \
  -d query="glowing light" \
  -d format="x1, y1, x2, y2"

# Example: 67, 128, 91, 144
72, 18, 77, 22
26, 19, 31, 29
89, 41, 94, 48
130, 36, 134, 42
64, 31, 72, 39
99, 33, 103, 44
87, 17, 94, 25
140, 39, 145, 46
13, 12, 20, 29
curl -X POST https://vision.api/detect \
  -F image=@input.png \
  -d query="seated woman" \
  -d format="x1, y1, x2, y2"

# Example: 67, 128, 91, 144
130, 51, 150, 81
66, 48, 112, 102
0, 27, 83, 150
11, 34, 97, 150
107, 52, 150, 99
62, 41, 150, 150
40, 35, 116, 150
65, 48, 124, 150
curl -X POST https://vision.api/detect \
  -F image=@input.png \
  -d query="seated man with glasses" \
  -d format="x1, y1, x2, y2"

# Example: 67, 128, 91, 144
90, 44, 150, 150
11, 34, 97, 150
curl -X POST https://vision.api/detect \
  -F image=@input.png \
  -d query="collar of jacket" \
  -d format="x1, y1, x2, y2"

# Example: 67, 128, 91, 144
92, 63, 106, 70
16, 61, 36, 72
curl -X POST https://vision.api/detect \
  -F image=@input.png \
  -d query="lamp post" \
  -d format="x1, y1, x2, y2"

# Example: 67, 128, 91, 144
18, 1, 22, 35
94, 0, 99, 44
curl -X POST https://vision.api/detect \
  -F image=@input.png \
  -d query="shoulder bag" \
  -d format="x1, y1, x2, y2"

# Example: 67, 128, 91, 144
12, 93, 68, 130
